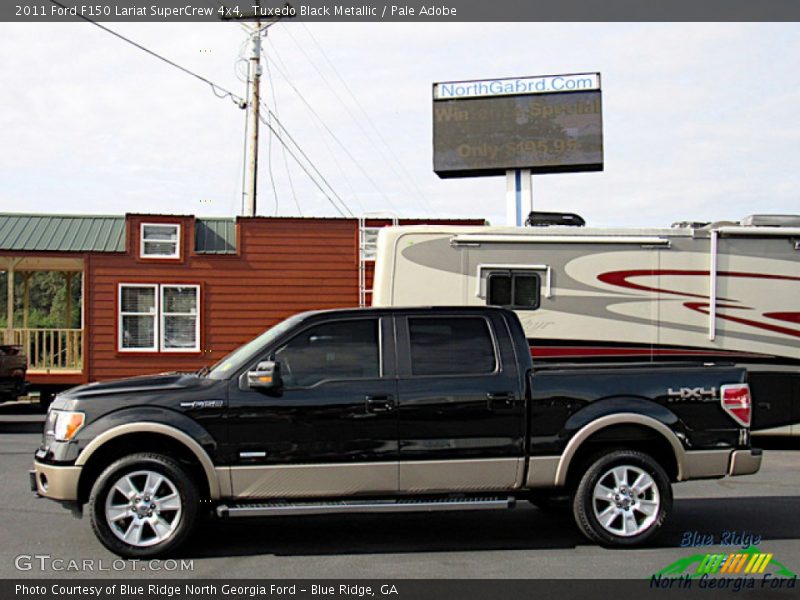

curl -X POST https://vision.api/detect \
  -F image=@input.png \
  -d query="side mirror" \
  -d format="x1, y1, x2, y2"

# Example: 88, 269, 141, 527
247, 360, 282, 392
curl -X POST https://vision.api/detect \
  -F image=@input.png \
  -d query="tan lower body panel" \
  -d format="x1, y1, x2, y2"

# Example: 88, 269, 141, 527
728, 449, 762, 476
33, 461, 81, 501
399, 458, 524, 493
228, 457, 525, 498
229, 462, 397, 498
682, 450, 732, 479
525, 456, 560, 488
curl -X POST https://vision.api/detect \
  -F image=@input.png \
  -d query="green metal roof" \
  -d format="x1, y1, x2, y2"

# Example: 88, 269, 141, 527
0, 214, 238, 254
195, 218, 236, 254
0, 214, 126, 252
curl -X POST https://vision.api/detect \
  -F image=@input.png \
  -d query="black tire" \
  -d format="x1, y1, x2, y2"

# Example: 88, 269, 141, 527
88, 452, 198, 558
572, 449, 672, 547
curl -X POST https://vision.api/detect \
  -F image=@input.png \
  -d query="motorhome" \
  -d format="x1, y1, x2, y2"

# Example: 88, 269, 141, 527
372, 214, 800, 433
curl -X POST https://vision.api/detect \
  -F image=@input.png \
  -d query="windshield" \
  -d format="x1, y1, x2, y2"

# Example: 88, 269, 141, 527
206, 314, 305, 380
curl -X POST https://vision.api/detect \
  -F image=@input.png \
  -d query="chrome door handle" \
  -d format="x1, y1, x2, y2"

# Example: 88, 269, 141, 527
365, 395, 395, 413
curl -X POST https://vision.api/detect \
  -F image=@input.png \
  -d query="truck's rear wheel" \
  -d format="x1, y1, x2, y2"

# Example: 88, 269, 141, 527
88, 452, 198, 557
573, 449, 671, 547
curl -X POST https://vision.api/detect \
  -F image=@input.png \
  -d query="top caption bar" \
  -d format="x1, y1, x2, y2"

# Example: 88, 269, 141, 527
6, 0, 800, 22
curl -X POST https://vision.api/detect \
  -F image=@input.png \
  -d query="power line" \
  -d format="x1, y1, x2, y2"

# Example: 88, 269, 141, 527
267, 41, 366, 215
264, 58, 302, 216
49, 0, 246, 109
258, 108, 353, 217
263, 40, 399, 214
265, 98, 279, 216
291, 24, 437, 217
263, 107, 354, 217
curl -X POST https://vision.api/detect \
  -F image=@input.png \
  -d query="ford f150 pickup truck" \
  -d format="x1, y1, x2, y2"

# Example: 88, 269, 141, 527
31, 307, 762, 557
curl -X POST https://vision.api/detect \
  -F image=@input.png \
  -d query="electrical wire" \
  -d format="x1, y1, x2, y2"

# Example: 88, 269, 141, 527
258, 110, 353, 217
264, 96, 279, 216
267, 41, 366, 215
49, 0, 246, 109
263, 40, 399, 214
264, 108, 354, 217
264, 58, 302, 216
301, 23, 438, 218
289, 24, 436, 217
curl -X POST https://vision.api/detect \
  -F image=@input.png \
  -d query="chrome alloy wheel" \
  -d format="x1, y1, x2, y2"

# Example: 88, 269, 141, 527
104, 470, 182, 547
592, 465, 660, 537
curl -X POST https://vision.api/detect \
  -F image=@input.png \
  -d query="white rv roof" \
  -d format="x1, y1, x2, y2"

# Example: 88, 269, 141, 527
380, 224, 690, 238
379, 223, 800, 241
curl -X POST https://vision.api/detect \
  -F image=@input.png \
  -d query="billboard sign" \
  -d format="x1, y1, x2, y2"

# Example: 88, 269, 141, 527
433, 72, 603, 178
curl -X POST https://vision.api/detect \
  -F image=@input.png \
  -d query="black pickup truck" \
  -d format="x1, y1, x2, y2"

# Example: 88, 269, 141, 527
31, 307, 761, 557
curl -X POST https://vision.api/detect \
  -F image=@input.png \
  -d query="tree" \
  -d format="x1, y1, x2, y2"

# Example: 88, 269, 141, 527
0, 271, 82, 329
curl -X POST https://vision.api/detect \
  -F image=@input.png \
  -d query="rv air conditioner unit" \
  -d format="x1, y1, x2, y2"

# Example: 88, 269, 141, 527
525, 211, 586, 227
741, 214, 800, 228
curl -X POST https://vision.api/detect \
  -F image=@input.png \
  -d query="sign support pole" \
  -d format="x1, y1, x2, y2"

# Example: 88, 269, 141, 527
506, 168, 532, 226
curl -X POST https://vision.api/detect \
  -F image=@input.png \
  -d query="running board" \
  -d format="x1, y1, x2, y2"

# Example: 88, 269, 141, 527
217, 496, 516, 518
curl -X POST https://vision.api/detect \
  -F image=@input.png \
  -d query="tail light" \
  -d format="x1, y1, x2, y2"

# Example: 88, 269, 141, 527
720, 383, 751, 427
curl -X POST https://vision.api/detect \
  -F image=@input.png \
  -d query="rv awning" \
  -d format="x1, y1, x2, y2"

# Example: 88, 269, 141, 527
450, 234, 672, 246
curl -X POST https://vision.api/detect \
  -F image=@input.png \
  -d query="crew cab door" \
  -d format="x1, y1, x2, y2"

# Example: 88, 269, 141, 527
225, 316, 398, 498
395, 312, 526, 492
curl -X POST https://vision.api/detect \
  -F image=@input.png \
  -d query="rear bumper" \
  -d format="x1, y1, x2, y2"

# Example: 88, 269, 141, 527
728, 448, 762, 477
31, 461, 81, 501
681, 447, 762, 480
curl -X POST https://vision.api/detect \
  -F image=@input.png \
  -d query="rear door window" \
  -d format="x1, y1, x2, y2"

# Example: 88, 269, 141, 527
407, 317, 497, 376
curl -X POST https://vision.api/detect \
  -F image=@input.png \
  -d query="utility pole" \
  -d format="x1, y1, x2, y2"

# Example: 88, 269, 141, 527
221, 2, 292, 217
244, 20, 262, 217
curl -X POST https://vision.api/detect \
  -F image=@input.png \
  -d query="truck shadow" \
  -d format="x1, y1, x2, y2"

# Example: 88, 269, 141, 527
183, 495, 800, 558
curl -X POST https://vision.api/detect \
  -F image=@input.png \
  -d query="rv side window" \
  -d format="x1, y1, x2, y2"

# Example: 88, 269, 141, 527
487, 272, 541, 309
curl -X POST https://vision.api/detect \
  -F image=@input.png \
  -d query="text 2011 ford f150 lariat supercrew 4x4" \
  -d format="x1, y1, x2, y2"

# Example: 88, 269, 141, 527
30, 307, 761, 557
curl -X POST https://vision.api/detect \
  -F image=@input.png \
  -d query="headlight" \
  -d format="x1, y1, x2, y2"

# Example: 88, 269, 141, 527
45, 410, 85, 442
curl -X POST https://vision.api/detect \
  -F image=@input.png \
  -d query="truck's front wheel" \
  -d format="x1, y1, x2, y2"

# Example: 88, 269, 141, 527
573, 449, 671, 547
88, 453, 198, 557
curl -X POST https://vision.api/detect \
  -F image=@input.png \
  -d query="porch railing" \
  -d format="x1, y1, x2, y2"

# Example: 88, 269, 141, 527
10, 328, 84, 371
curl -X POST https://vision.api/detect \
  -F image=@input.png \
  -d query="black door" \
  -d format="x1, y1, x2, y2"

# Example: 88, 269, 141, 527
749, 370, 800, 431
225, 316, 398, 498
395, 312, 526, 493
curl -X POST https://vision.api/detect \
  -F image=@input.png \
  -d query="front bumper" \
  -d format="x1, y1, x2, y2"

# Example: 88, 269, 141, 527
729, 448, 762, 476
30, 461, 81, 501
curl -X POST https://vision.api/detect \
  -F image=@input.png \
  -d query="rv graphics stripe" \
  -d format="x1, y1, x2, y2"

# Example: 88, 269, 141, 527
684, 303, 800, 339
529, 344, 769, 360
598, 269, 800, 299
598, 269, 800, 339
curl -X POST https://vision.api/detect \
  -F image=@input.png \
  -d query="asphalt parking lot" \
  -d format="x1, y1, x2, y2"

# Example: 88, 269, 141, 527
1, 432, 798, 580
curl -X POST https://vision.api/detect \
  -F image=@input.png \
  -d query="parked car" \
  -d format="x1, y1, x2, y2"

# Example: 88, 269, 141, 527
0, 344, 27, 401
31, 307, 761, 557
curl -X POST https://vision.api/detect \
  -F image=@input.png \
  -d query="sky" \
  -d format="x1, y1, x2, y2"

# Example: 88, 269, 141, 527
0, 22, 798, 227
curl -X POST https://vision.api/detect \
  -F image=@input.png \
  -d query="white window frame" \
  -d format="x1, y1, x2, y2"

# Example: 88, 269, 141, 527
160, 285, 201, 353
118, 284, 159, 352
140, 223, 181, 259
118, 283, 200, 353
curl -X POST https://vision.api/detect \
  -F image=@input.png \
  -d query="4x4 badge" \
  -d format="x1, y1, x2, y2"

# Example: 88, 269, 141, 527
667, 387, 718, 402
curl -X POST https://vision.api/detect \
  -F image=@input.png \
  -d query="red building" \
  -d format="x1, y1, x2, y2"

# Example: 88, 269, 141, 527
0, 213, 484, 395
